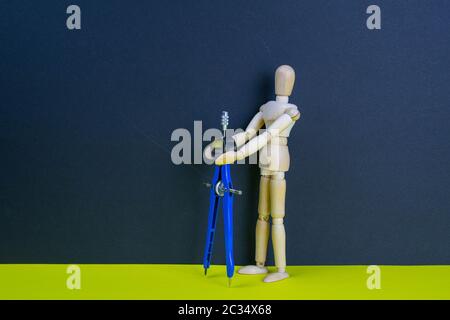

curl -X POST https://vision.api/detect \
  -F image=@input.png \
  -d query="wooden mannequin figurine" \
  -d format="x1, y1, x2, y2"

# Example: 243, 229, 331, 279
215, 65, 300, 283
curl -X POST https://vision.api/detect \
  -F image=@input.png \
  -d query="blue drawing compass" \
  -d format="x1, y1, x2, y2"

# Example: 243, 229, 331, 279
203, 111, 242, 286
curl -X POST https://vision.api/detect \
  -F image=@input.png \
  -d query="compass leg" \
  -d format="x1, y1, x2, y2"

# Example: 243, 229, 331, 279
203, 167, 221, 273
223, 190, 234, 279
222, 165, 235, 279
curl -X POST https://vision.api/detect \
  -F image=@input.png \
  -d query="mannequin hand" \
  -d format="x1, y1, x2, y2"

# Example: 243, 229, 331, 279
203, 138, 223, 163
215, 150, 237, 165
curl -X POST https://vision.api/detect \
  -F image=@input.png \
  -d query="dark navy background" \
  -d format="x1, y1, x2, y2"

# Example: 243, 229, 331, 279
1, 1, 449, 264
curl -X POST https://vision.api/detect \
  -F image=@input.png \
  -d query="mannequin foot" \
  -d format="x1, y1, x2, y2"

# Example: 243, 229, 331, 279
263, 271, 289, 283
238, 265, 268, 275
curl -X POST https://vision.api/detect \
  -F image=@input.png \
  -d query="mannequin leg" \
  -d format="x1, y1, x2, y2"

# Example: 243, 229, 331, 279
264, 172, 289, 283
255, 175, 270, 267
238, 175, 270, 275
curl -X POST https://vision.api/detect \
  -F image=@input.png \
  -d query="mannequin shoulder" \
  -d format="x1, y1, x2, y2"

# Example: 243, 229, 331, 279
259, 102, 268, 112
259, 100, 285, 113
260, 101, 300, 121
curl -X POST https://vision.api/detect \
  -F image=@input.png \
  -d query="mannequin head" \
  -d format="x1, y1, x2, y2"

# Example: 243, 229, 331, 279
275, 65, 295, 97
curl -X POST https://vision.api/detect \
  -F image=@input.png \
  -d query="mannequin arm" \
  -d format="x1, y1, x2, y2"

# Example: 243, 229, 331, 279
236, 113, 294, 160
203, 111, 264, 162
232, 112, 264, 148
216, 110, 300, 165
